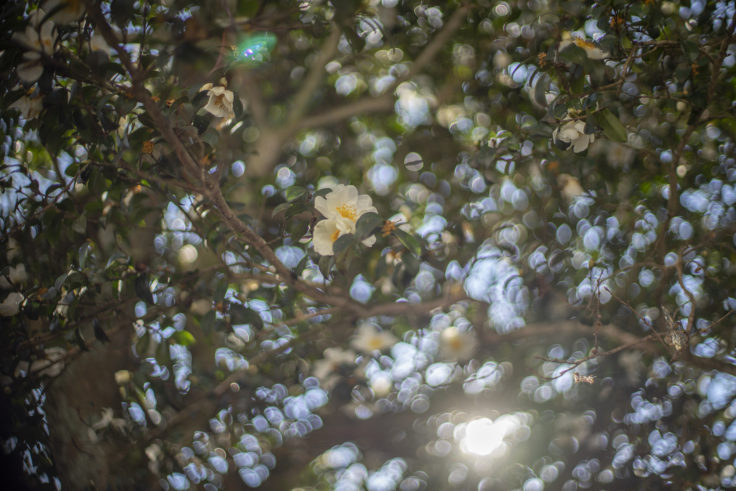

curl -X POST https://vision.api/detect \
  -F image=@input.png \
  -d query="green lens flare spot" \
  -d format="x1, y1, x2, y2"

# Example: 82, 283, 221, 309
234, 33, 276, 65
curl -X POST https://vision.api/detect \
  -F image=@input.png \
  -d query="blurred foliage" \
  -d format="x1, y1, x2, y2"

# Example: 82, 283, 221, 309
1, 0, 736, 489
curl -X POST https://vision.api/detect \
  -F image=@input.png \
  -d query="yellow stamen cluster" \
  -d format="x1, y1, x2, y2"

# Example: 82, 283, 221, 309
573, 38, 596, 50
538, 52, 547, 67
337, 204, 357, 221
610, 16, 624, 27
381, 220, 396, 237
573, 372, 595, 384
142, 140, 154, 154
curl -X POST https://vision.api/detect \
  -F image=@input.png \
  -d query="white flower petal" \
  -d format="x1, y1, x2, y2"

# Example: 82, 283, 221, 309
313, 219, 339, 256
18, 60, 44, 82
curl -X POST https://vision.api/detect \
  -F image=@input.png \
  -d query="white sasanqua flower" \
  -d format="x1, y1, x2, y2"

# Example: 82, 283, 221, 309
557, 174, 585, 202
10, 92, 44, 119
200, 83, 235, 120
313, 184, 378, 256
312, 347, 356, 386
0, 264, 28, 289
13, 10, 56, 83
553, 119, 595, 153
350, 324, 398, 354
30, 346, 66, 377
0, 292, 24, 317
43, 0, 85, 24
438, 326, 477, 362
559, 32, 609, 60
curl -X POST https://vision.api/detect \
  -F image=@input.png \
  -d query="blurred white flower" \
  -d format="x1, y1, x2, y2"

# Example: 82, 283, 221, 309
553, 119, 595, 153
189, 298, 212, 316
439, 326, 477, 362
370, 373, 393, 398
10, 93, 43, 119
91, 407, 126, 432
114, 370, 131, 385
0, 292, 24, 316
43, 0, 85, 24
312, 347, 356, 383
351, 324, 397, 354
313, 184, 378, 256
89, 27, 120, 54
30, 346, 66, 377
0, 264, 28, 288
201, 83, 235, 120
6, 238, 21, 262
559, 32, 609, 60
13, 10, 56, 83
557, 174, 585, 202
606, 141, 635, 169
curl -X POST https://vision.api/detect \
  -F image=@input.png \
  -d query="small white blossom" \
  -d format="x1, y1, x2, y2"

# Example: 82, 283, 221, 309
553, 119, 595, 153
312, 347, 356, 386
559, 32, 609, 60
10, 94, 43, 119
189, 298, 212, 316
6, 238, 21, 262
0, 292, 24, 317
30, 346, 66, 377
114, 370, 131, 385
438, 326, 477, 362
0, 264, 28, 289
200, 83, 235, 120
313, 185, 378, 256
13, 10, 56, 83
351, 324, 398, 354
557, 174, 585, 202
369, 373, 393, 398
90, 30, 113, 54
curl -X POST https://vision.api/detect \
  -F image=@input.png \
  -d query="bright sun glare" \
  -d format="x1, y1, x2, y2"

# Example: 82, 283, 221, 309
460, 417, 515, 456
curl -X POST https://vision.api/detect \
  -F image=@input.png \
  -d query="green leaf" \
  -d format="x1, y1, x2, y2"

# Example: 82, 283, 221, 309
394, 229, 422, 257
333, 233, 355, 255
285, 186, 307, 202
230, 303, 264, 330
559, 44, 589, 66
318, 255, 333, 279
534, 73, 551, 107
201, 310, 217, 332
214, 280, 228, 303
272, 202, 292, 217
74, 328, 89, 351
134, 274, 155, 304
135, 332, 150, 357
594, 108, 627, 142
355, 212, 383, 240
93, 319, 110, 343
313, 188, 332, 198
285, 203, 309, 220
173, 330, 196, 347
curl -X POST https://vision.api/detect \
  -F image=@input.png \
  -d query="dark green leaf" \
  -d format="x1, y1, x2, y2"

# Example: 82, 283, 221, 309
134, 274, 155, 304
230, 303, 264, 330
201, 310, 217, 332
74, 328, 89, 351
355, 212, 383, 240
214, 280, 228, 303
594, 108, 627, 142
394, 229, 422, 257
272, 202, 292, 217
333, 233, 355, 255
285, 186, 307, 202
173, 330, 196, 346
93, 319, 110, 343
